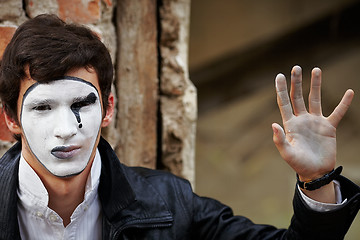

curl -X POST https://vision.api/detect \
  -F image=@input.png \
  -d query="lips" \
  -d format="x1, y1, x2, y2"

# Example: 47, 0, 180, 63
51, 145, 80, 159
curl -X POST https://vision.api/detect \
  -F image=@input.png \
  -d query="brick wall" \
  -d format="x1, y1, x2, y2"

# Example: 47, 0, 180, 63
0, 0, 195, 183
0, 25, 16, 144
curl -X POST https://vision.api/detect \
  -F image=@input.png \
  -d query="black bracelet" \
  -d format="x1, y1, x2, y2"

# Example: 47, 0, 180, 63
297, 166, 343, 191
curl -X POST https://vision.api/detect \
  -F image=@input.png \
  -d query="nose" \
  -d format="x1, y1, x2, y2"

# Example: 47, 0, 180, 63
53, 107, 78, 140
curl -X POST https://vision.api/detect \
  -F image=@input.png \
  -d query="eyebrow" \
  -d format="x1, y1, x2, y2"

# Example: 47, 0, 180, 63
72, 92, 98, 103
24, 99, 55, 107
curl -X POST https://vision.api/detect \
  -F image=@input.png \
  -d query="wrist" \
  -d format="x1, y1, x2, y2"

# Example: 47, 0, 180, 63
297, 166, 342, 191
299, 181, 337, 204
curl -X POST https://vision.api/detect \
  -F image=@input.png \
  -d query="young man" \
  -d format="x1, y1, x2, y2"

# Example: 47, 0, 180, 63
0, 14, 359, 240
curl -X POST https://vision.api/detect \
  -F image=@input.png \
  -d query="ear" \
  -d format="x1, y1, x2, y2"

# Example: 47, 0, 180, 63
4, 112, 22, 135
101, 92, 114, 128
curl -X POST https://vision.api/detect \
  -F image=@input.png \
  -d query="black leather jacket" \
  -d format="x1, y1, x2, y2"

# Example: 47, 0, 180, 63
0, 137, 359, 239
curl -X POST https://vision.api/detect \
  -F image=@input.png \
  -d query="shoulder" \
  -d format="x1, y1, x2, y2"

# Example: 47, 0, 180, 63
0, 142, 21, 172
123, 165, 193, 194
121, 165, 195, 215
0, 142, 20, 195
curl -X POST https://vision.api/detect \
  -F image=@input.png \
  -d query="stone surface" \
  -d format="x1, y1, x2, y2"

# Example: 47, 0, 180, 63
101, 0, 112, 8
0, 0, 23, 20
57, 0, 101, 24
25, 0, 59, 18
25, 0, 101, 24
159, 0, 196, 185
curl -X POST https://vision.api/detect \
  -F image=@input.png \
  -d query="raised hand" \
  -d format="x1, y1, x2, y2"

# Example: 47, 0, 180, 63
272, 66, 354, 183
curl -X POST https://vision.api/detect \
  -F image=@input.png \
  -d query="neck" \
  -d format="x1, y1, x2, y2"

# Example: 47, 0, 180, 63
22, 150, 95, 227
46, 164, 93, 226
39, 159, 94, 226
20, 137, 100, 227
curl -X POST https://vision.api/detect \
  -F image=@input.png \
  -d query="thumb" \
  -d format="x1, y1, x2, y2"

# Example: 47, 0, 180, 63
272, 123, 293, 162
272, 123, 286, 147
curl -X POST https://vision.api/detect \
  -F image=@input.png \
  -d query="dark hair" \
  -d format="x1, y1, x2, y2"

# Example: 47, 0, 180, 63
0, 14, 113, 123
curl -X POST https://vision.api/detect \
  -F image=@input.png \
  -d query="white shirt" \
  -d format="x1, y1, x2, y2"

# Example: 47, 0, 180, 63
17, 149, 102, 240
299, 180, 347, 212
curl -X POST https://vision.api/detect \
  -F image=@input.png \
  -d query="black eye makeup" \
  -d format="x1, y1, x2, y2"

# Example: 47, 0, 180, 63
70, 92, 98, 128
71, 92, 97, 110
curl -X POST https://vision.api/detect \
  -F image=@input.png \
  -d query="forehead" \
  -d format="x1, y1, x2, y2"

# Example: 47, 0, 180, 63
22, 77, 99, 103
18, 67, 101, 100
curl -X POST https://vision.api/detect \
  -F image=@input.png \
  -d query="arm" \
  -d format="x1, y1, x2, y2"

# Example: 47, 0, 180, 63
189, 178, 359, 239
272, 65, 354, 203
188, 66, 358, 239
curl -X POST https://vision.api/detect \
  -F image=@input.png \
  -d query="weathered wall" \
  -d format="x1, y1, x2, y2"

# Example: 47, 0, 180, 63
115, 0, 158, 169
0, 0, 196, 184
0, 1, 24, 156
159, 0, 196, 185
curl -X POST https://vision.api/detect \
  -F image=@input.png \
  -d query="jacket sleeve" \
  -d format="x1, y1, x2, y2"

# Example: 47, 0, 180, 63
287, 175, 360, 240
181, 175, 360, 240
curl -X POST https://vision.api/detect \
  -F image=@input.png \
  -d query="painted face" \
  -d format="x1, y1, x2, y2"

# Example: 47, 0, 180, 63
20, 77, 102, 177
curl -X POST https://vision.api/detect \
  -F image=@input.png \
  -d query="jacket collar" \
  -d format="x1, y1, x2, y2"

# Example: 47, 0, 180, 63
97, 137, 173, 228
97, 137, 137, 220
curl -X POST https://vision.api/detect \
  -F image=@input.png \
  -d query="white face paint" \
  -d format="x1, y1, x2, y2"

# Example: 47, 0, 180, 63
20, 77, 102, 177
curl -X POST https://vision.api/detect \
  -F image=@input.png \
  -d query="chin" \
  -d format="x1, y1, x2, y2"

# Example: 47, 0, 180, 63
51, 167, 86, 178
51, 170, 84, 178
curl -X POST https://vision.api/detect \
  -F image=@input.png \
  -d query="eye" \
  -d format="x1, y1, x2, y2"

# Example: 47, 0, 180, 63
32, 105, 51, 111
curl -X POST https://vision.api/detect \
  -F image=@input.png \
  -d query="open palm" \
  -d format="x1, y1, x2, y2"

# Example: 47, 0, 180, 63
272, 66, 354, 180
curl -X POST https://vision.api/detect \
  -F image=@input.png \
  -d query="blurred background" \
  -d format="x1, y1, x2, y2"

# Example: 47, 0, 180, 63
189, 0, 360, 238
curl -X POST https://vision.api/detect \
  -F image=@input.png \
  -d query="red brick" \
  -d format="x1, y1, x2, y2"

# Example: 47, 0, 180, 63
0, 26, 17, 59
57, 0, 101, 24
0, 108, 15, 142
0, 26, 17, 142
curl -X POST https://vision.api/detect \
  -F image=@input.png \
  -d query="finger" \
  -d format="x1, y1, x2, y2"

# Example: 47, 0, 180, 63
275, 73, 293, 122
290, 66, 307, 115
272, 123, 293, 161
308, 67, 322, 115
328, 89, 354, 127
